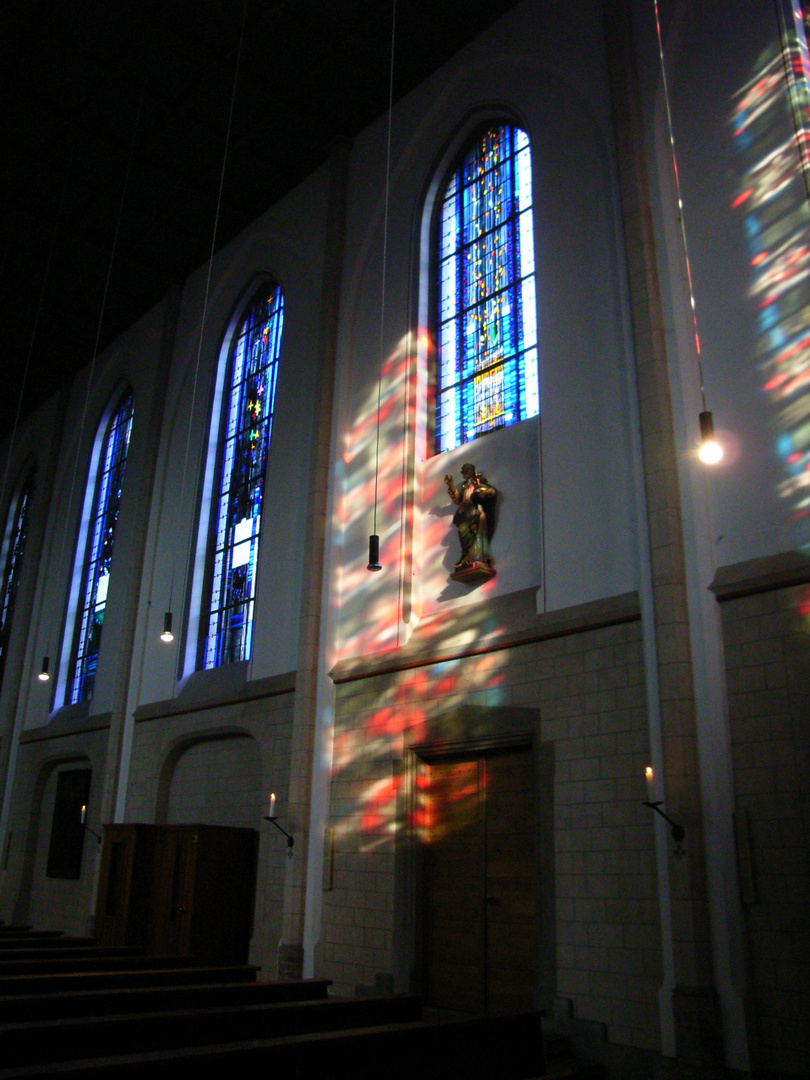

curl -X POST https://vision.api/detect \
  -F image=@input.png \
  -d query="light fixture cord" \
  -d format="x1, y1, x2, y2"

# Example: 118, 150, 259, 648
0, 145, 73, 568
653, 0, 707, 410
54, 71, 146, 662
176, 0, 249, 619
372, 0, 397, 539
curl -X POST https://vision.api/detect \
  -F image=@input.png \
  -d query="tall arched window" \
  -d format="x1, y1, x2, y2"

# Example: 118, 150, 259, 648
0, 465, 35, 687
70, 389, 134, 704
204, 283, 284, 669
435, 123, 539, 454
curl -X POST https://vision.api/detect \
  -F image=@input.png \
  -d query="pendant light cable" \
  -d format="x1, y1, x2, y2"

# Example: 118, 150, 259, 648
654, 0, 723, 463
170, 0, 249, 637
368, 0, 397, 570
45, 67, 148, 685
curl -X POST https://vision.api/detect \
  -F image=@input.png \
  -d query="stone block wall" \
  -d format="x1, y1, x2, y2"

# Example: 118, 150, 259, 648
322, 596, 663, 1051
125, 678, 295, 977
718, 576, 810, 1078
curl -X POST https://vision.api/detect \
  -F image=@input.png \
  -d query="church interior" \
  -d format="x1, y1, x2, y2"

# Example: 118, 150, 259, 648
0, 1, 808, 1077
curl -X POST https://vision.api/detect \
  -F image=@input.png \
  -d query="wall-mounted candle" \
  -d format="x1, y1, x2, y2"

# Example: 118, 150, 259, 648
80, 804, 86, 825
645, 766, 654, 802
269, 793, 276, 818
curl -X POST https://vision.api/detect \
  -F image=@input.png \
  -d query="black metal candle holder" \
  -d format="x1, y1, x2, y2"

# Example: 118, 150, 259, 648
265, 816, 294, 856
642, 800, 685, 842
82, 822, 102, 846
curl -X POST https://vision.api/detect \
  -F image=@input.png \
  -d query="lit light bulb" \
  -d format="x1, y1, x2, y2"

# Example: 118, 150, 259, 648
698, 411, 723, 465
160, 611, 174, 643
38, 656, 50, 682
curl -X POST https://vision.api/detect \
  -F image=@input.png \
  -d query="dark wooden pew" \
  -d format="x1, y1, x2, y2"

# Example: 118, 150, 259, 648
0, 964, 259, 998
0, 946, 141, 966
0, 992, 422, 1068
0, 936, 93, 950
0, 1010, 546, 1079
0, 950, 183, 977
0, 977, 332, 1024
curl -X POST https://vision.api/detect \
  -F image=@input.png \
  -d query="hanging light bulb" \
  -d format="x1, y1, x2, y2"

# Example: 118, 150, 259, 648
160, 611, 174, 643
38, 656, 50, 682
698, 410, 723, 464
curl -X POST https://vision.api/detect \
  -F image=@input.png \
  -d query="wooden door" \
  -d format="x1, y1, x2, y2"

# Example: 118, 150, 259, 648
423, 747, 536, 1014
150, 827, 197, 956
148, 825, 257, 963
94, 824, 156, 947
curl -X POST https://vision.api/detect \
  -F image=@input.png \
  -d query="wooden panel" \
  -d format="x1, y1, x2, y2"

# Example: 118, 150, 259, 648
94, 825, 156, 948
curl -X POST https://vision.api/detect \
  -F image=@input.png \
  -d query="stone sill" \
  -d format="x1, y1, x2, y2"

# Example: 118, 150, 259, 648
134, 665, 296, 724
710, 550, 810, 601
330, 588, 640, 684
21, 704, 112, 744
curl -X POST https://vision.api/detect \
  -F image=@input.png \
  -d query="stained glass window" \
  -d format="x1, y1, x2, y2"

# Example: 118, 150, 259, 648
205, 284, 284, 669
71, 391, 134, 704
0, 467, 35, 687
435, 124, 539, 454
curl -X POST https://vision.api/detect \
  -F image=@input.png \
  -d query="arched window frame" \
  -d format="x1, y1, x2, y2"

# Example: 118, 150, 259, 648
0, 463, 36, 687
202, 281, 284, 670
433, 122, 539, 454
62, 387, 134, 706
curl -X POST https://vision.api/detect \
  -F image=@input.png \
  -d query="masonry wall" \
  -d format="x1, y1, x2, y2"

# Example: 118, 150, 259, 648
321, 591, 662, 1051
715, 565, 810, 1078
1, 721, 110, 933
125, 674, 296, 975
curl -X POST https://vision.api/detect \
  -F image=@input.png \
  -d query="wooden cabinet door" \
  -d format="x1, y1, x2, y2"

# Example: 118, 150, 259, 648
149, 827, 197, 957
149, 825, 257, 963
94, 824, 156, 947
98, 824, 257, 963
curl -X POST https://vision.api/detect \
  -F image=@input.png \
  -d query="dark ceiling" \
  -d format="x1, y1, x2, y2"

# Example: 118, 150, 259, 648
0, 0, 520, 441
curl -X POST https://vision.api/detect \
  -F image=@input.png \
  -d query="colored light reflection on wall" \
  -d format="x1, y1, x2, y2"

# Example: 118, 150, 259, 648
731, 4, 810, 552
332, 630, 508, 854
334, 338, 415, 663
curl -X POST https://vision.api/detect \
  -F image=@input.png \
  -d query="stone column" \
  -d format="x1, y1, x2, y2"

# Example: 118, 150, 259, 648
278, 141, 349, 979
602, 1, 722, 1069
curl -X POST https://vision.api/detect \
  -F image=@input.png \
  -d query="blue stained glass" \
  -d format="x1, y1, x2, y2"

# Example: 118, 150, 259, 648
435, 124, 539, 453
72, 392, 134, 704
0, 469, 34, 687
205, 284, 284, 669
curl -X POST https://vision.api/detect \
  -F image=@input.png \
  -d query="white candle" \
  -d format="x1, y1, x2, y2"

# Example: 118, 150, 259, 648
269, 793, 276, 817
80, 804, 86, 825
645, 767, 654, 802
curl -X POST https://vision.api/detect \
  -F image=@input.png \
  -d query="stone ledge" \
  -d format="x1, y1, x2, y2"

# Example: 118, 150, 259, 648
709, 550, 810, 602
134, 666, 296, 723
20, 705, 112, 744
330, 589, 640, 684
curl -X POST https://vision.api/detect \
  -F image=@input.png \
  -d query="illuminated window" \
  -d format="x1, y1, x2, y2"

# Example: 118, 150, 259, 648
205, 284, 284, 669
0, 466, 35, 687
70, 390, 134, 704
435, 124, 539, 454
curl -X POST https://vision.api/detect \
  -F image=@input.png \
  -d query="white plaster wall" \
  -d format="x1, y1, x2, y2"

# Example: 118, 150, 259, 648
133, 163, 332, 708
330, 0, 638, 664
20, 301, 168, 726
643, 0, 808, 568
